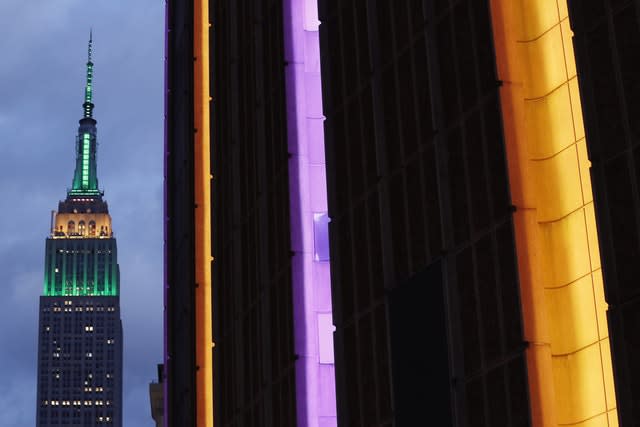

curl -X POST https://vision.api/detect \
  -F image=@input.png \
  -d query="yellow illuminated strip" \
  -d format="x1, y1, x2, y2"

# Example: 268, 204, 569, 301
490, 1, 618, 426
194, 1, 213, 426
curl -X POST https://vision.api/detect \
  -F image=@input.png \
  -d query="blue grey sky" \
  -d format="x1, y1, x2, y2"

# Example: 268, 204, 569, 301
0, 1, 164, 425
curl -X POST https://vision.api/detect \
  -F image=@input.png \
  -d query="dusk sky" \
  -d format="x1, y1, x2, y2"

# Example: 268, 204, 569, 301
0, 1, 164, 425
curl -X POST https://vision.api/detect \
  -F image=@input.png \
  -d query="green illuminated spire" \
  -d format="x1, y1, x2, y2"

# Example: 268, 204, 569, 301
83, 30, 94, 118
69, 31, 101, 197
43, 31, 119, 298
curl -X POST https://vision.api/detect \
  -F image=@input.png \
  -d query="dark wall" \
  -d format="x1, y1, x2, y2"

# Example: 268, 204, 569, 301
568, 1, 640, 424
317, 1, 530, 425
210, 1, 297, 426
165, 0, 196, 425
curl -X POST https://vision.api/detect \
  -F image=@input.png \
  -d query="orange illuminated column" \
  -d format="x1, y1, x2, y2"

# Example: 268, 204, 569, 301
194, 0, 214, 425
490, 1, 617, 426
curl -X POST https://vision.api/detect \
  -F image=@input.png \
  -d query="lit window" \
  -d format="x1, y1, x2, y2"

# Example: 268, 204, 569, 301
67, 221, 75, 234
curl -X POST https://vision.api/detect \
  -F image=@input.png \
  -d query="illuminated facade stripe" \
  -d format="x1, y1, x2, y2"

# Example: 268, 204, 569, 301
44, 239, 119, 297
283, 0, 337, 426
71, 129, 100, 195
194, 1, 213, 425
490, 1, 618, 425
82, 133, 90, 188
85, 64, 93, 105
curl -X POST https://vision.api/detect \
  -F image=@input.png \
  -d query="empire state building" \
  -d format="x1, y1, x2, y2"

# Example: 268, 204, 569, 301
36, 35, 123, 427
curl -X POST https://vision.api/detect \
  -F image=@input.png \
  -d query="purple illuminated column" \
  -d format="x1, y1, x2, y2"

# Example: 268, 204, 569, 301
163, 1, 169, 422
283, 1, 337, 427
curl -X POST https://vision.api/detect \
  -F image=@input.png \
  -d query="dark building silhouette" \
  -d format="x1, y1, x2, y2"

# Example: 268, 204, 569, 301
149, 364, 164, 427
317, 1, 528, 425
165, 1, 214, 426
164, 1, 199, 424
210, 1, 298, 426
36, 35, 123, 427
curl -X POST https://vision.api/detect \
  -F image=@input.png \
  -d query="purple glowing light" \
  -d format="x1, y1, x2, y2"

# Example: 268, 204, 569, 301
284, 0, 337, 426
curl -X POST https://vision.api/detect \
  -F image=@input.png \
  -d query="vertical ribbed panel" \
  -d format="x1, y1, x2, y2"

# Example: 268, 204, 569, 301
490, 1, 618, 425
165, 0, 197, 425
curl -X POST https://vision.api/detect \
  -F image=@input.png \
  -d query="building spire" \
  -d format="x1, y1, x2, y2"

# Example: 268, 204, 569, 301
69, 30, 101, 197
83, 30, 94, 118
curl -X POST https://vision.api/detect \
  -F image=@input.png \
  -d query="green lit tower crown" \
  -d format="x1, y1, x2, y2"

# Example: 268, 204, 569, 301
43, 33, 119, 297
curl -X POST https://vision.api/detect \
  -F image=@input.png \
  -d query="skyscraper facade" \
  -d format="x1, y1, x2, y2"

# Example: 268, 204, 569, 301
165, 1, 640, 426
318, 0, 619, 425
165, 1, 337, 425
318, 1, 529, 425
36, 36, 123, 427
210, 0, 336, 425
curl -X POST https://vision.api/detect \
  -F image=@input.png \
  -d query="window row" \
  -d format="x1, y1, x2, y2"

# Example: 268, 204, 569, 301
59, 221, 109, 237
